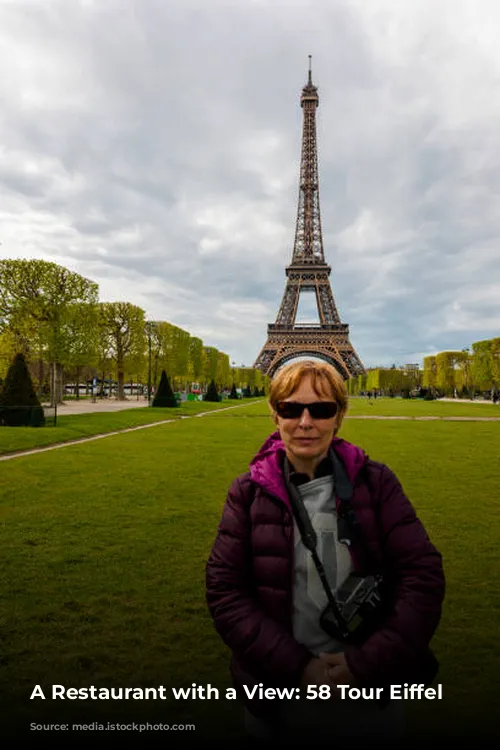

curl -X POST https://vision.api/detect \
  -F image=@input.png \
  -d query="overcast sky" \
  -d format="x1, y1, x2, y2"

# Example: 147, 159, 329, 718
1, 0, 499, 369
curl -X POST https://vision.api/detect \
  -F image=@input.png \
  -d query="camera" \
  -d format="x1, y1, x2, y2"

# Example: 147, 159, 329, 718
320, 573, 385, 644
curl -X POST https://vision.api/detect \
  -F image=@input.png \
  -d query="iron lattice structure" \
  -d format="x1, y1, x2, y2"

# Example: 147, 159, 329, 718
254, 61, 365, 379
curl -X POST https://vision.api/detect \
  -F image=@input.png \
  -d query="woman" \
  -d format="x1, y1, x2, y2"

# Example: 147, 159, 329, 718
206, 360, 445, 743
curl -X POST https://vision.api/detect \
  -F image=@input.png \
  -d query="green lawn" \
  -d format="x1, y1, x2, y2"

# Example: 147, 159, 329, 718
1, 395, 498, 458
346, 395, 500, 417
0, 400, 498, 742
0, 399, 256, 456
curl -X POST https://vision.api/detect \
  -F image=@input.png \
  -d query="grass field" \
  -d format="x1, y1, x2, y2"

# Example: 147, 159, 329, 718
0, 399, 498, 742
346, 395, 500, 417
1, 396, 499, 458
0, 399, 251, 456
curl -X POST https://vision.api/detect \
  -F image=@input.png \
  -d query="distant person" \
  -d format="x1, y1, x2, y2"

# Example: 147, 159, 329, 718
206, 359, 444, 745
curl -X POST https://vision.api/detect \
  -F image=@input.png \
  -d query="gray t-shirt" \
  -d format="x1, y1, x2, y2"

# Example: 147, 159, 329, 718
292, 475, 354, 654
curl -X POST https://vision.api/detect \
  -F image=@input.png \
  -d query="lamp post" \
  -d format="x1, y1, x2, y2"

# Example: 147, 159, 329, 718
146, 322, 153, 405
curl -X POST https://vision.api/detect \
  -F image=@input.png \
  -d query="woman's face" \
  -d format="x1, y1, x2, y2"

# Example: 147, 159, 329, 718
275, 374, 338, 477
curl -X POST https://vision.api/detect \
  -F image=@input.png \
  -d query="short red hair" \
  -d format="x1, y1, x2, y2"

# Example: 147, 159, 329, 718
268, 359, 348, 434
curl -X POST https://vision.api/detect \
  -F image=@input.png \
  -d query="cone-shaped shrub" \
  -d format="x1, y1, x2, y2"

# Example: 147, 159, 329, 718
242, 385, 252, 398
203, 379, 220, 402
0, 353, 45, 426
152, 370, 178, 407
253, 386, 260, 397
229, 383, 238, 399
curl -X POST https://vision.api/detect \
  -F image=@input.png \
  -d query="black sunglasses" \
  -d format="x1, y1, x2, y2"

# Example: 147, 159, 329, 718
275, 401, 338, 420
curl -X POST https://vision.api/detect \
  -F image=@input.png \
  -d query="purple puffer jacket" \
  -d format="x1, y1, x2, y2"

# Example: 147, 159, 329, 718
206, 432, 445, 707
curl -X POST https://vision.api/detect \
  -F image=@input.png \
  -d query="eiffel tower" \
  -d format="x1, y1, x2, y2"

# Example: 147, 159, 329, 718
254, 59, 365, 379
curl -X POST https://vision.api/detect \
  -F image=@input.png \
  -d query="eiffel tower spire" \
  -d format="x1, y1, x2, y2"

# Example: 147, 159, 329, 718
292, 55, 325, 264
254, 61, 365, 379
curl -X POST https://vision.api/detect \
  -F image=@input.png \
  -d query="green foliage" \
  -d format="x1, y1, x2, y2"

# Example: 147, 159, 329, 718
350, 368, 422, 396
152, 322, 191, 387
63, 302, 99, 372
229, 383, 239, 399
0, 259, 99, 404
492, 338, 500, 388
203, 379, 220, 402
0, 353, 45, 426
232, 366, 266, 390
188, 336, 204, 382
203, 347, 219, 383
152, 370, 178, 408
471, 338, 500, 390
436, 352, 457, 395
0, 330, 20, 381
0, 258, 249, 402
422, 356, 437, 390
216, 352, 231, 388
454, 351, 473, 394
99, 302, 146, 399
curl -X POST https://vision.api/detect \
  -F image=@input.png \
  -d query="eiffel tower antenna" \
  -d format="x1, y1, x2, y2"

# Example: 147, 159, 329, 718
254, 63, 365, 379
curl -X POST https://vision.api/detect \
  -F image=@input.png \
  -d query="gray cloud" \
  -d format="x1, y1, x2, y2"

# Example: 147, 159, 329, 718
1, 0, 499, 368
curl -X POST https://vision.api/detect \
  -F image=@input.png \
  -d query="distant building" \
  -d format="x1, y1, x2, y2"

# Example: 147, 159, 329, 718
402, 363, 420, 372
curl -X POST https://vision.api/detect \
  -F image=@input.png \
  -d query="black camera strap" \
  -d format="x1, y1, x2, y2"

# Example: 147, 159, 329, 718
330, 450, 373, 575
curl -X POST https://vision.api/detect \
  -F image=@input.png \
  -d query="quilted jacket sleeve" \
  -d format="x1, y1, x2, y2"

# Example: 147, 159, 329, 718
344, 463, 445, 686
206, 475, 313, 686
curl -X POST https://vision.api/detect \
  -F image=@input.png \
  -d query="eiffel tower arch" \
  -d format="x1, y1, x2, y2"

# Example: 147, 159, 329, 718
254, 59, 365, 380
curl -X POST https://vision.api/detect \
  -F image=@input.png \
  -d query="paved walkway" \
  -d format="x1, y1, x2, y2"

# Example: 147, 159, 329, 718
43, 398, 149, 416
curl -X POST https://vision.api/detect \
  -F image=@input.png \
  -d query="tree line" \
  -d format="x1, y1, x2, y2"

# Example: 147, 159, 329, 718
422, 340, 500, 397
0, 259, 268, 404
348, 338, 500, 398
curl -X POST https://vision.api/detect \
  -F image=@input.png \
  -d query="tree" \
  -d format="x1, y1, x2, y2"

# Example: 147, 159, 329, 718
99, 302, 146, 400
152, 370, 178, 408
0, 260, 98, 405
454, 350, 472, 397
144, 322, 192, 391
492, 338, 500, 391
203, 379, 219, 402
0, 353, 45, 426
422, 356, 437, 392
229, 383, 238, 399
62, 303, 99, 398
216, 352, 231, 389
188, 337, 204, 384
471, 340, 493, 392
203, 347, 219, 386
0, 330, 19, 382
436, 352, 461, 396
